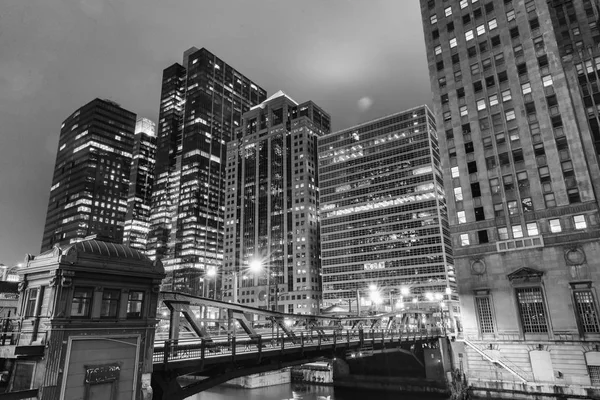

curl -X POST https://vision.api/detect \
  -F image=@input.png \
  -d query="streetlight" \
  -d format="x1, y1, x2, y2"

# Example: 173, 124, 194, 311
250, 259, 277, 311
206, 267, 217, 299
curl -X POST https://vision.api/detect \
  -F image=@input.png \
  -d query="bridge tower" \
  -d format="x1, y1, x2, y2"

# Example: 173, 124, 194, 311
6, 237, 164, 400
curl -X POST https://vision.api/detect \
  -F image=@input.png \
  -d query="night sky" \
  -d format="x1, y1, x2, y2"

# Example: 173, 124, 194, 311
0, 0, 432, 265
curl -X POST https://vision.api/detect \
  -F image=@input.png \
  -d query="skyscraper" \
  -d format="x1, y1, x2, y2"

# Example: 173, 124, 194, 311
221, 91, 330, 313
41, 98, 136, 251
147, 48, 267, 295
318, 107, 458, 321
123, 117, 157, 252
421, 0, 600, 394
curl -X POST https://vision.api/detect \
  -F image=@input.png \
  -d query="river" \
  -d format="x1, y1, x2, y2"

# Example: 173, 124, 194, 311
186, 383, 448, 400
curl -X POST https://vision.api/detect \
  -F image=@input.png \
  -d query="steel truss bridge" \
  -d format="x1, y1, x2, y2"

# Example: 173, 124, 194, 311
152, 292, 446, 400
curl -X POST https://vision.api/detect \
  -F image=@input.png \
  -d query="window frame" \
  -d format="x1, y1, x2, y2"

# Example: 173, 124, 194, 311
71, 287, 94, 318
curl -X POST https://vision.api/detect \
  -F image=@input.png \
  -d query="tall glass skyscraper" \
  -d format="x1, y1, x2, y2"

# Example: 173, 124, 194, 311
147, 48, 267, 296
421, 0, 600, 394
41, 98, 136, 251
318, 107, 457, 319
221, 91, 330, 314
123, 117, 157, 251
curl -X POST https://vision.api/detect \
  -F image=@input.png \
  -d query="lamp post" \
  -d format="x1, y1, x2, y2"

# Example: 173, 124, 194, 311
206, 267, 217, 299
250, 259, 278, 311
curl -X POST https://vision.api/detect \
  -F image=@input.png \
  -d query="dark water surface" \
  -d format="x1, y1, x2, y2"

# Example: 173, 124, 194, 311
187, 383, 448, 400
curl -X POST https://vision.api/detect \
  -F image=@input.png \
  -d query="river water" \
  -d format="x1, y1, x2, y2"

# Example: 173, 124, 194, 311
186, 383, 448, 400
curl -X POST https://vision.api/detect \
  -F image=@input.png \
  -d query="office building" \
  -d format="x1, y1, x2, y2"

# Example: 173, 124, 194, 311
123, 117, 157, 251
221, 91, 330, 313
421, 0, 600, 395
147, 48, 267, 296
41, 98, 136, 251
318, 107, 458, 321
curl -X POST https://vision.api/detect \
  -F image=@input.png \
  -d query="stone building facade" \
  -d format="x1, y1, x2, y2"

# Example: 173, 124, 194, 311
420, 0, 600, 397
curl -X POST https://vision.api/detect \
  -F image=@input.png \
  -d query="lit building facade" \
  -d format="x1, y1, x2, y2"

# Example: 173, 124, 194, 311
41, 98, 136, 251
123, 117, 157, 251
221, 91, 330, 313
421, 0, 600, 395
147, 47, 267, 296
318, 107, 458, 318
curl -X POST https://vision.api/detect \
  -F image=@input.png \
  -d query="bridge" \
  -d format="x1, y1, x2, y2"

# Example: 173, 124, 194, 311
151, 292, 448, 400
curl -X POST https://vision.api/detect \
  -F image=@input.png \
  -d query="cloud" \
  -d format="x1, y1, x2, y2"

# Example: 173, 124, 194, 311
357, 96, 374, 112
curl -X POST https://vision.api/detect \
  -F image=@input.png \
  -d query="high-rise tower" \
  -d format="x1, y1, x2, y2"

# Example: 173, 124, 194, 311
147, 48, 267, 295
421, 0, 600, 393
221, 91, 330, 313
123, 117, 157, 251
41, 98, 136, 251
318, 106, 458, 322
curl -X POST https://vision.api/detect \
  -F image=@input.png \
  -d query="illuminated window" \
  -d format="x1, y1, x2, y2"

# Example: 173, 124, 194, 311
507, 9, 516, 21
521, 82, 532, 94
489, 94, 499, 106
502, 89, 512, 102
460, 105, 468, 116
574, 215, 587, 230
465, 30, 474, 41
454, 187, 463, 201
460, 234, 470, 246
451, 166, 460, 178
430, 14, 438, 24
435, 45, 442, 55
450, 38, 458, 48
549, 219, 562, 233
527, 222, 539, 236
460, 0, 468, 9
445, 6, 452, 17
488, 18, 497, 30
477, 99, 486, 110
477, 24, 486, 35
505, 109, 516, 121
498, 227, 509, 240
457, 211, 466, 224
512, 225, 523, 238
542, 75, 553, 87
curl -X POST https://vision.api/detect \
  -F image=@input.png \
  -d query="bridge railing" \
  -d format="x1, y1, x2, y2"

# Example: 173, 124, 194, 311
153, 328, 444, 365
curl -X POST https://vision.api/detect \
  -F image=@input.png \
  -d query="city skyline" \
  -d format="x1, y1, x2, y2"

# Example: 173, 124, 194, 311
0, 0, 430, 264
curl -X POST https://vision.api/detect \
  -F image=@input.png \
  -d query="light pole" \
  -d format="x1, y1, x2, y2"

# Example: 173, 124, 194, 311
206, 267, 217, 299
250, 259, 277, 311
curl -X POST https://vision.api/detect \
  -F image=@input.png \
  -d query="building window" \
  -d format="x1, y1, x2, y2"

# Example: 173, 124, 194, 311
549, 219, 562, 233
457, 211, 466, 224
488, 18, 497, 30
477, 24, 486, 35
430, 14, 438, 24
512, 225, 523, 238
489, 94, 499, 106
71, 287, 94, 318
521, 82, 532, 94
11, 362, 35, 391
527, 222, 539, 236
574, 290, 600, 333
507, 9, 516, 21
477, 99, 486, 110
127, 291, 144, 319
435, 45, 442, 55
494, 203, 505, 218
460, 105, 468, 116
498, 227, 509, 240
476, 296, 495, 333
451, 166, 460, 178
465, 30, 474, 41
24, 288, 39, 317
100, 289, 121, 318
501, 89, 512, 102
454, 187, 463, 201
445, 6, 452, 16
516, 287, 548, 333
589, 366, 600, 386
505, 109, 516, 121
450, 38, 458, 48
574, 215, 587, 230
460, 234, 470, 246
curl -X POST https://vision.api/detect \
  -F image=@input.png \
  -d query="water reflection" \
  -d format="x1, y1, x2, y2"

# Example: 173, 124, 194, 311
186, 383, 446, 400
